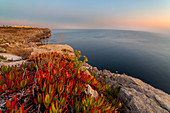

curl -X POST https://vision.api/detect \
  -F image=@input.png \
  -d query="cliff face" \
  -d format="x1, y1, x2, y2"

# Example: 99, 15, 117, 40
0, 27, 51, 43
0, 27, 169, 113
81, 63, 170, 113
0, 27, 51, 58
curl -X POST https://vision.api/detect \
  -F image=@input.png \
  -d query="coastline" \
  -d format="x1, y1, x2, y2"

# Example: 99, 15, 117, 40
0, 27, 169, 113
48, 29, 170, 94
82, 63, 170, 112
0, 27, 51, 58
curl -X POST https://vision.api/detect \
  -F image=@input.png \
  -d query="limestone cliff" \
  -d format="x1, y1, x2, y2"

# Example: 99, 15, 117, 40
0, 27, 51, 57
0, 27, 169, 113
82, 63, 170, 113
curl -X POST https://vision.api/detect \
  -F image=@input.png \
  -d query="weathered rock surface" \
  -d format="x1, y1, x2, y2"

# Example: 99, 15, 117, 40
0, 53, 26, 67
0, 53, 22, 61
31, 44, 75, 58
0, 27, 51, 57
82, 63, 170, 113
85, 84, 99, 98
0, 60, 27, 67
0, 27, 51, 43
0, 44, 75, 67
0, 47, 6, 52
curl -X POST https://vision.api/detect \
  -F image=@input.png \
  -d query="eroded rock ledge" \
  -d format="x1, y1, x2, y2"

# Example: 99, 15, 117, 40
0, 27, 51, 57
0, 44, 75, 67
82, 63, 170, 113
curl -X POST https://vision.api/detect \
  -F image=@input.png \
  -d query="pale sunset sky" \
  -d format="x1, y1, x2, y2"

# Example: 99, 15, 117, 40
0, 0, 170, 33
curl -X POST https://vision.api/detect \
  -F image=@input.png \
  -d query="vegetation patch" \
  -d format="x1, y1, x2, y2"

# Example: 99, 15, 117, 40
0, 55, 7, 60
0, 51, 122, 113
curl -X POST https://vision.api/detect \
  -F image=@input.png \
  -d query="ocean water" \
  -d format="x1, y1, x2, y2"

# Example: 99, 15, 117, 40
42, 29, 170, 94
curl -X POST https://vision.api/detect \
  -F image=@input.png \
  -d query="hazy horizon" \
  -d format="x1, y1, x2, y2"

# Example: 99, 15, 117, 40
0, 0, 170, 34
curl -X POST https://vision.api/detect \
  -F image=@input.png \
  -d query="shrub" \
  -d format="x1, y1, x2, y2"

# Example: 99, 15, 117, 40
0, 51, 121, 112
0, 55, 7, 60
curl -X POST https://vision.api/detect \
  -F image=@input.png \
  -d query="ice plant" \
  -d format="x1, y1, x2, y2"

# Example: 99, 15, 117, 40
0, 51, 122, 112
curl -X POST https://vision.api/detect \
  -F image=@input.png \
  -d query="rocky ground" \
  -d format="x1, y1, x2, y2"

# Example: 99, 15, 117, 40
0, 27, 169, 113
82, 63, 170, 113
0, 27, 51, 58
0, 44, 75, 67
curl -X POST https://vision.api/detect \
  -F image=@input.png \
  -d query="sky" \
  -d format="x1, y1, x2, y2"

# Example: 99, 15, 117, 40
0, 0, 170, 33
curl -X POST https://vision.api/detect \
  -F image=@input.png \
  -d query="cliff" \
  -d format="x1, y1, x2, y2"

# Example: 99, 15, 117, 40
0, 27, 169, 113
82, 63, 170, 113
1, 44, 169, 113
0, 27, 51, 58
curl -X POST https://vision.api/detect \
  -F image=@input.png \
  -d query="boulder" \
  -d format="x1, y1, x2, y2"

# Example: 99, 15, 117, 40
85, 84, 99, 98
31, 44, 75, 58
105, 74, 170, 113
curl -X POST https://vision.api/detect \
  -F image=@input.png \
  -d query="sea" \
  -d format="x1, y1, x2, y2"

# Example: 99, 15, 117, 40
42, 29, 170, 94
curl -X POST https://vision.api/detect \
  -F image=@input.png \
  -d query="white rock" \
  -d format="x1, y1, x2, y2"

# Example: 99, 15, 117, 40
0, 53, 22, 61
0, 60, 27, 67
0, 47, 6, 52
84, 70, 91, 76
85, 84, 99, 98
155, 95, 170, 112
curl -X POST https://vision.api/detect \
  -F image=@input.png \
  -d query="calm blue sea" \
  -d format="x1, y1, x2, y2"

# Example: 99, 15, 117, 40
42, 29, 170, 94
